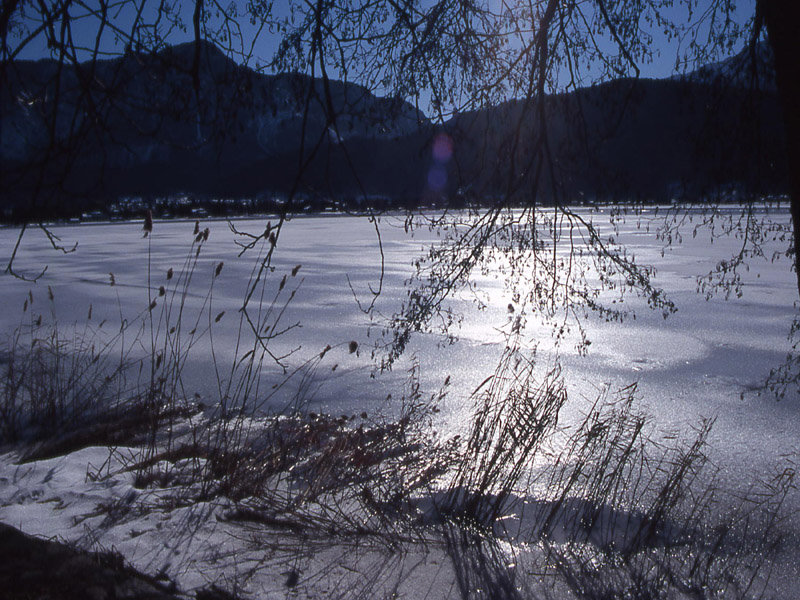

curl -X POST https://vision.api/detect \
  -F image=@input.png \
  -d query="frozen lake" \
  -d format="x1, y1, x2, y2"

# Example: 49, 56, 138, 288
1, 207, 799, 483
2, 205, 800, 592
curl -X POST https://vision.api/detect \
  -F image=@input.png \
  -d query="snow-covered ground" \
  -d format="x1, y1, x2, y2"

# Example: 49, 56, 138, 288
1, 206, 799, 596
0, 444, 458, 598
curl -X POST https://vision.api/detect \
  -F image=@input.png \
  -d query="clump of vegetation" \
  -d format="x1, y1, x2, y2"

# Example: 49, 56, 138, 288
436, 345, 794, 599
0, 297, 166, 461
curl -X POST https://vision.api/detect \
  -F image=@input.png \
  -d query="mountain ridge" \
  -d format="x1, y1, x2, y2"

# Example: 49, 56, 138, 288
0, 40, 788, 220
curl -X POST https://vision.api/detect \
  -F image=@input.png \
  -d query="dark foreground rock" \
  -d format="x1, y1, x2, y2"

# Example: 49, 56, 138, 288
0, 522, 180, 600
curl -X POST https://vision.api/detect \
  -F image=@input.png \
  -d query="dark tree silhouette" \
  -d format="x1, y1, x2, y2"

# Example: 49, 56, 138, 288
758, 1, 800, 293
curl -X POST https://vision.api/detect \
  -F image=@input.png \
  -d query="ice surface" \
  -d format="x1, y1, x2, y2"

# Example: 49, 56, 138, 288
1, 207, 799, 595
1, 211, 799, 472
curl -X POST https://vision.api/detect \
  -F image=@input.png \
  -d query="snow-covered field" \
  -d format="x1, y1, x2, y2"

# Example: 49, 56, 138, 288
1, 206, 799, 597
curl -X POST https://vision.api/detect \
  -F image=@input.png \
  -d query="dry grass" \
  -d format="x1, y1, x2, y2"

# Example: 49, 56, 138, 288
434, 346, 795, 600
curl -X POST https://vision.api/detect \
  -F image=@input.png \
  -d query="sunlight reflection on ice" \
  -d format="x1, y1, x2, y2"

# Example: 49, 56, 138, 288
0, 207, 798, 481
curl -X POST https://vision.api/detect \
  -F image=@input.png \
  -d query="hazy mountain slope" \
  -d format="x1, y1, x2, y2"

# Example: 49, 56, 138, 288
0, 41, 425, 217
442, 41, 785, 202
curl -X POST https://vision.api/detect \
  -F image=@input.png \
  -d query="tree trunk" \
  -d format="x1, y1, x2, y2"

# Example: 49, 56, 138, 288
761, 1, 800, 297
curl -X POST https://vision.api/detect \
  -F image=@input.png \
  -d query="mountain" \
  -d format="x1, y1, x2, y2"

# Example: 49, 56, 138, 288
0, 40, 789, 220
442, 74, 786, 204
0, 41, 427, 218
437, 40, 785, 203
680, 40, 776, 91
